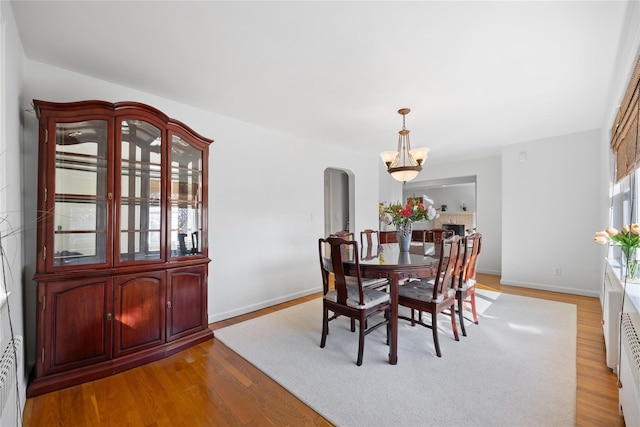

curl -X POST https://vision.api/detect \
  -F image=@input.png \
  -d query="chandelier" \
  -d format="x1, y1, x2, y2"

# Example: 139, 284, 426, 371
380, 108, 429, 183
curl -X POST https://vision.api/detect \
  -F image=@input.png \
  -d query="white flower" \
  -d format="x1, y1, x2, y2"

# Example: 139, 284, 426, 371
594, 231, 609, 244
426, 206, 437, 221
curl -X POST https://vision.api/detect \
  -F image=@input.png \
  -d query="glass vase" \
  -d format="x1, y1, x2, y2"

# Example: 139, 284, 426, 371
396, 223, 412, 252
624, 248, 639, 280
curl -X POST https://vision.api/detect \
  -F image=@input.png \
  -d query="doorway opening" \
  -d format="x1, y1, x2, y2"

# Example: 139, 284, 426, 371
402, 175, 477, 233
323, 168, 355, 237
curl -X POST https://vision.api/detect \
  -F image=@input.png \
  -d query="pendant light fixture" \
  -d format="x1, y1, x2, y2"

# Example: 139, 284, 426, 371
380, 108, 429, 183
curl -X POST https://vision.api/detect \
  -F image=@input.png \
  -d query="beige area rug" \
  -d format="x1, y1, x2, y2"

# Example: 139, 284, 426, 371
215, 290, 577, 427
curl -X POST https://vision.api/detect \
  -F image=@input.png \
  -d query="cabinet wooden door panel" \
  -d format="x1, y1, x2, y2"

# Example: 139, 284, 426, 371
114, 272, 165, 357
42, 278, 113, 375
167, 266, 207, 341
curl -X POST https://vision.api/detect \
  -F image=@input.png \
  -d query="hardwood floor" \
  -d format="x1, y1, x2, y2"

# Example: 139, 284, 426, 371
23, 274, 625, 426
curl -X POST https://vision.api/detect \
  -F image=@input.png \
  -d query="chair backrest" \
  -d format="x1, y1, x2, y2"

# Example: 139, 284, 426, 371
360, 229, 379, 248
425, 228, 455, 257
442, 223, 466, 236
411, 229, 426, 242
425, 228, 455, 242
319, 235, 365, 305
360, 229, 379, 260
458, 233, 482, 288
335, 230, 354, 241
431, 235, 462, 300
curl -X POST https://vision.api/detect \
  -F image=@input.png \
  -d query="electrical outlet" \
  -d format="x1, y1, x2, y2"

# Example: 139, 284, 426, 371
553, 267, 562, 276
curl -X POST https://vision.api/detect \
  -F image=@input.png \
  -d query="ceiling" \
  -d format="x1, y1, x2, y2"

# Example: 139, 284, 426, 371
10, 1, 629, 165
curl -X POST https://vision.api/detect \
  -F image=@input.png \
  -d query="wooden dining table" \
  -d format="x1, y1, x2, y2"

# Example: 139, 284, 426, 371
343, 243, 440, 365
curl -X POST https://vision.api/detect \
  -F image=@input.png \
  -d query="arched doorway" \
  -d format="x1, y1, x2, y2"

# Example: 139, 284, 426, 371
323, 167, 355, 237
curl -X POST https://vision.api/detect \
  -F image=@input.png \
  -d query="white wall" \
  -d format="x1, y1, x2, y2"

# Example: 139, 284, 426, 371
501, 130, 602, 296
20, 60, 381, 329
0, 1, 27, 422
405, 184, 476, 214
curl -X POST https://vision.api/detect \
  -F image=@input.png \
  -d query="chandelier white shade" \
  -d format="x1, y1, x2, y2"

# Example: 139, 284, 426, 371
380, 108, 429, 183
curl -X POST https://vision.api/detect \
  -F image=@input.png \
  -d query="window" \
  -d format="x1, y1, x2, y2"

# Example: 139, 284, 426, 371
611, 170, 639, 266
609, 56, 640, 272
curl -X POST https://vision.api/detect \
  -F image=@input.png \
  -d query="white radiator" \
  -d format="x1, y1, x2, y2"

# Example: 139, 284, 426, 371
0, 336, 23, 427
603, 264, 624, 370
619, 313, 640, 427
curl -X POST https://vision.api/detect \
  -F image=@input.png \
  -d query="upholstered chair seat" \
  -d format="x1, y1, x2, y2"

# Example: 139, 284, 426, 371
345, 275, 389, 289
325, 285, 390, 309
398, 280, 455, 303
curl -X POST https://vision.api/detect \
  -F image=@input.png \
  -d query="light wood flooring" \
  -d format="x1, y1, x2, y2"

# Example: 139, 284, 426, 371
23, 273, 625, 426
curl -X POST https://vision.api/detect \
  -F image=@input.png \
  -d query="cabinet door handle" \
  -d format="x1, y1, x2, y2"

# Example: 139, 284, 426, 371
167, 301, 172, 309
107, 313, 112, 321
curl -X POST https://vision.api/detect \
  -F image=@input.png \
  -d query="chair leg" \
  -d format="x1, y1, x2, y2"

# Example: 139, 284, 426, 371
410, 309, 424, 325
450, 303, 459, 342
432, 311, 441, 357
458, 296, 467, 337
385, 309, 390, 345
321, 308, 329, 348
469, 290, 479, 324
357, 317, 365, 366
351, 318, 356, 332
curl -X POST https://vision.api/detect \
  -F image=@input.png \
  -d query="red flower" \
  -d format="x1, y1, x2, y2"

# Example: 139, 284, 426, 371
380, 200, 436, 227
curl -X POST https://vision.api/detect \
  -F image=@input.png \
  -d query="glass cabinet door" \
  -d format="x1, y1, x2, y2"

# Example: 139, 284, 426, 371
52, 119, 110, 267
118, 119, 163, 263
169, 133, 203, 258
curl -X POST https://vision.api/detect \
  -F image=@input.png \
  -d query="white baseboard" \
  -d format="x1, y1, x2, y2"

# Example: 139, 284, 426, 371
208, 287, 321, 324
477, 268, 501, 276
499, 278, 599, 298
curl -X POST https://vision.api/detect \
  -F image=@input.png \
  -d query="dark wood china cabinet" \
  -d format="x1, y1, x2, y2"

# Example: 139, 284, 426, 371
28, 100, 214, 396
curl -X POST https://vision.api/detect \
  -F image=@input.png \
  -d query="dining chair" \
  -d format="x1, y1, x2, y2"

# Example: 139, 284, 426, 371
318, 235, 391, 366
409, 229, 429, 255
456, 233, 482, 336
423, 228, 454, 257
359, 229, 386, 267
360, 229, 379, 248
397, 235, 462, 357
335, 230, 355, 241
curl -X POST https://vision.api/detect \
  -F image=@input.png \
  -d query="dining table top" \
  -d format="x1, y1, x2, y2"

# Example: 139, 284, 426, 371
357, 243, 439, 267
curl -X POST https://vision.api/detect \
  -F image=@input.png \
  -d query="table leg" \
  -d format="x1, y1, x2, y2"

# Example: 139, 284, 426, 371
389, 273, 399, 365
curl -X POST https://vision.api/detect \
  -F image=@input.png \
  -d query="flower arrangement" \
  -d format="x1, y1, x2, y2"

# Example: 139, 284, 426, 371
379, 200, 437, 229
594, 224, 640, 279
